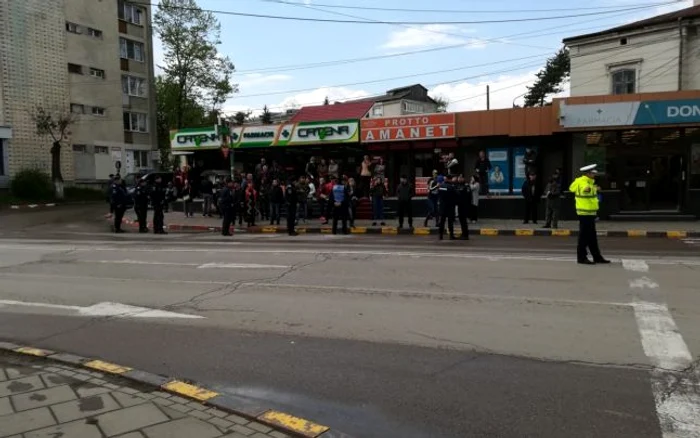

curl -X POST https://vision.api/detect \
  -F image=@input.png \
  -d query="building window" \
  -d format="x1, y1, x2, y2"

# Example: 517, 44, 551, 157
66, 22, 81, 34
92, 107, 106, 116
123, 112, 148, 133
68, 63, 83, 74
95, 146, 109, 154
372, 104, 384, 117
89, 68, 105, 78
120, 38, 144, 62
612, 69, 636, 95
70, 103, 85, 114
133, 150, 150, 168
402, 101, 425, 114
72, 144, 87, 153
121, 75, 147, 97
87, 28, 102, 38
118, 1, 143, 25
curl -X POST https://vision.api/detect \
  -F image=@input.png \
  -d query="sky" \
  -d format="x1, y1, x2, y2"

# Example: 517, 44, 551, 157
152, 0, 693, 117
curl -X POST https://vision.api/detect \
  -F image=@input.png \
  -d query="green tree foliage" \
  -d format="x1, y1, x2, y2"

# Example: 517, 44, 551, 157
30, 105, 74, 199
155, 76, 206, 169
523, 48, 570, 107
260, 105, 273, 124
232, 111, 251, 125
323, 96, 330, 105
154, 0, 237, 129
433, 96, 449, 112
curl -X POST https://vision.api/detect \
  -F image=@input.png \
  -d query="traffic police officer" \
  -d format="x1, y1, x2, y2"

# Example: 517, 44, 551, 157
220, 178, 235, 236
438, 175, 457, 240
111, 175, 128, 233
134, 178, 150, 233
569, 164, 610, 265
455, 175, 471, 240
150, 175, 167, 234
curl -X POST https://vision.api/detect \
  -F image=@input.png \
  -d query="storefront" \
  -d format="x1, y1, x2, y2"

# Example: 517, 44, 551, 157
0, 126, 10, 188
557, 92, 700, 218
360, 113, 457, 192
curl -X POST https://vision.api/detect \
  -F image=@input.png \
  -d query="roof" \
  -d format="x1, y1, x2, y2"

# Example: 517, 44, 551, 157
386, 83, 428, 95
289, 101, 374, 123
564, 4, 700, 43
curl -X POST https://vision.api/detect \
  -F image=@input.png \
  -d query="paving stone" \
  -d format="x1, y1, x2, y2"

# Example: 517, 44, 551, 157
11, 385, 77, 411
74, 382, 112, 398
0, 375, 45, 397
167, 403, 192, 414
187, 401, 208, 411
187, 409, 212, 421
0, 396, 13, 416
150, 391, 171, 399
56, 370, 77, 377
268, 431, 290, 438
103, 383, 120, 390
142, 417, 222, 438
206, 407, 229, 418
5, 367, 40, 379
139, 393, 155, 400
248, 422, 272, 434
71, 373, 92, 381
88, 378, 107, 385
86, 371, 105, 378
0, 369, 6, 382
0, 407, 55, 436
250, 433, 271, 438
225, 414, 250, 425
96, 403, 170, 437
222, 434, 251, 438
113, 433, 145, 438
168, 395, 190, 405
229, 424, 256, 436
118, 387, 140, 395
151, 397, 174, 407
51, 393, 121, 423
157, 405, 189, 420
112, 391, 149, 408
40, 373, 80, 388
209, 417, 233, 429
24, 419, 102, 438
45, 367, 63, 373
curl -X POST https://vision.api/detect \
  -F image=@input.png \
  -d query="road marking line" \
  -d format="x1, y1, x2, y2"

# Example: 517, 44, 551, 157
197, 263, 290, 269
632, 301, 700, 437
82, 260, 200, 267
622, 259, 649, 272
162, 381, 218, 401
629, 277, 659, 289
0, 272, 230, 285
0, 300, 205, 319
258, 410, 329, 437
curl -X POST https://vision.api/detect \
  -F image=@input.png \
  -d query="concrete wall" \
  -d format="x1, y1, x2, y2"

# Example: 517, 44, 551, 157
0, 0, 73, 182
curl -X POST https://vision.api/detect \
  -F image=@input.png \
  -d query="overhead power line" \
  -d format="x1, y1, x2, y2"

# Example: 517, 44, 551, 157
254, 0, 683, 14
136, 1, 681, 25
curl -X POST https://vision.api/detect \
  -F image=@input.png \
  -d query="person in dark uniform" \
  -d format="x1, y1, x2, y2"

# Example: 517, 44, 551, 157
455, 175, 471, 240
438, 175, 457, 240
285, 178, 299, 236
220, 178, 235, 236
395, 175, 413, 229
111, 175, 128, 233
134, 178, 150, 233
150, 175, 167, 234
330, 176, 349, 235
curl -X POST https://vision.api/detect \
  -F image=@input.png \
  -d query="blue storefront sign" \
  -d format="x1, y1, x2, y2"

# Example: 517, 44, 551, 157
634, 99, 700, 125
487, 148, 510, 194
513, 146, 538, 191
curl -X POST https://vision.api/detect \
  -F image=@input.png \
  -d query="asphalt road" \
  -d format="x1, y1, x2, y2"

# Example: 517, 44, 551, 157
0, 206, 698, 437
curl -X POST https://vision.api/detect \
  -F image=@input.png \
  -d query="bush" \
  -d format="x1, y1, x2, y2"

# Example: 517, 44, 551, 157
10, 169, 53, 201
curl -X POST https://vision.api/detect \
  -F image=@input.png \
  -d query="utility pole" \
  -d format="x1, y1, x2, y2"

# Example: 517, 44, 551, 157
486, 85, 490, 110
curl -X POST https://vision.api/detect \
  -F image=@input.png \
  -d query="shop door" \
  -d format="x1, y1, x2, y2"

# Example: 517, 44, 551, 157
621, 154, 683, 211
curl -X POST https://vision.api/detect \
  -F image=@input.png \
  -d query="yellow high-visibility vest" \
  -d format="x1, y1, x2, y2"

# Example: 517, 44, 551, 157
569, 175, 598, 216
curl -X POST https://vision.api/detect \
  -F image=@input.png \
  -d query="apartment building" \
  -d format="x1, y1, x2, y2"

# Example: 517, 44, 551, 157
0, 0, 157, 188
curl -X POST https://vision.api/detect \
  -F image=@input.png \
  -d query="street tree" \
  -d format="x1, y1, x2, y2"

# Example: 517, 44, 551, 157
260, 105, 273, 124
323, 96, 330, 105
155, 76, 206, 169
433, 96, 449, 112
30, 105, 74, 199
154, 0, 237, 129
523, 47, 570, 107
232, 111, 251, 125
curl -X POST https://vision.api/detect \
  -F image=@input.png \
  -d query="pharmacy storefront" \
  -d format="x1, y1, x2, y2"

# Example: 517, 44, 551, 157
560, 97, 700, 216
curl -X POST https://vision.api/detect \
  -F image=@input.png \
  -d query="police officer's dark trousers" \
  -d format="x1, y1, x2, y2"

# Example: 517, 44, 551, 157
457, 203, 469, 239
153, 207, 165, 234
287, 204, 297, 235
135, 205, 148, 232
222, 208, 234, 236
113, 206, 126, 232
438, 209, 455, 240
577, 215, 603, 262
332, 203, 348, 235
397, 200, 412, 228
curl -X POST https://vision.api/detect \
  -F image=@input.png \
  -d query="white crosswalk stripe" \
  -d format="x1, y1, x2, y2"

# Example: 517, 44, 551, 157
681, 238, 700, 246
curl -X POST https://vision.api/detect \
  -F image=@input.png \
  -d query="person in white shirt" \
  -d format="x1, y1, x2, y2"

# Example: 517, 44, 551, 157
445, 152, 459, 176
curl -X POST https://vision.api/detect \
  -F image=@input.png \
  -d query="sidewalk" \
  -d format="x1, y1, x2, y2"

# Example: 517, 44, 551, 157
119, 212, 700, 238
0, 345, 336, 438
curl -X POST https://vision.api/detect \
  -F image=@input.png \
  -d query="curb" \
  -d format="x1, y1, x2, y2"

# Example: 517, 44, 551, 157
0, 341, 351, 438
113, 219, 700, 238
8, 203, 57, 210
